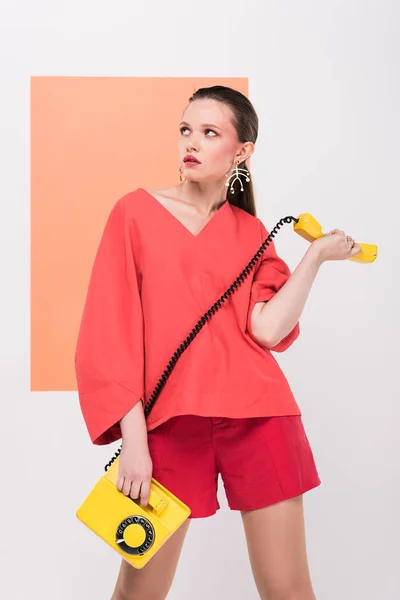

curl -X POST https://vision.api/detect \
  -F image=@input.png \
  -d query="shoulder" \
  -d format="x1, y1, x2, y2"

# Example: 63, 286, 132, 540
112, 187, 153, 218
229, 200, 258, 220
229, 201, 262, 230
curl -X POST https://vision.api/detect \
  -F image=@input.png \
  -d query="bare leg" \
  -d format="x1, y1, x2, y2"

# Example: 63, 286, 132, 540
241, 495, 317, 600
110, 519, 191, 600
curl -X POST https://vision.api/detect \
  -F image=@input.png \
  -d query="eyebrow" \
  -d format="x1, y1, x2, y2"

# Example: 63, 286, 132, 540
179, 121, 223, 131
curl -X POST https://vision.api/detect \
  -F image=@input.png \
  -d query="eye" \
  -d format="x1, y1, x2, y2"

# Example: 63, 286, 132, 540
179, 127, 217, 137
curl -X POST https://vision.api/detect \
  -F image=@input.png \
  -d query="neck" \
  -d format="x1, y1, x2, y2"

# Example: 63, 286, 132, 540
176, 180, 228, 216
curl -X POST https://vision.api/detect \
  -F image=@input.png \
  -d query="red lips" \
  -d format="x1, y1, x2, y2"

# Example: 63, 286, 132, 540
184, 155, 201, 164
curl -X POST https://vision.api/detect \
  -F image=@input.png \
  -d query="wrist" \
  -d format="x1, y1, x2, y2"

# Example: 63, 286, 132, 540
306, 242, 325, 267
122, 432, 148, 448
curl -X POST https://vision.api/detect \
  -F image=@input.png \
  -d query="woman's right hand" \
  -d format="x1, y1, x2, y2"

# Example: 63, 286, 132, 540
311, 228, 363, 263
116, 438, 153, 507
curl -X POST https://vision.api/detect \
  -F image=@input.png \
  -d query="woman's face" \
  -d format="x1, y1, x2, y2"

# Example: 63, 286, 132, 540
178, 99, 253, 183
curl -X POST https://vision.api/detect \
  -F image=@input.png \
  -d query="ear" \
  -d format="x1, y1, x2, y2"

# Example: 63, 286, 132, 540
236, 141, 255, 164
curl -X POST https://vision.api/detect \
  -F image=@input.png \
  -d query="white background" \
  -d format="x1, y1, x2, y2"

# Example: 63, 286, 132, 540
0, 1, 398, 598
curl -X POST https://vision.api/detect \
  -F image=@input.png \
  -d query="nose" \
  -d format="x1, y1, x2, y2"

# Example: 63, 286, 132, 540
186, 141, 198, 153
184, 133, 199, 152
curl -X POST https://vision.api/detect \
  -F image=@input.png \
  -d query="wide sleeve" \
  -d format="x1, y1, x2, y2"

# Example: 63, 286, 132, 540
246, 218, 300, 353
74, 197, 145, 445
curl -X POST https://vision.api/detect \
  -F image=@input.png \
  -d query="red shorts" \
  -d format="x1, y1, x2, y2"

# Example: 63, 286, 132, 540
147, 414, 321, 519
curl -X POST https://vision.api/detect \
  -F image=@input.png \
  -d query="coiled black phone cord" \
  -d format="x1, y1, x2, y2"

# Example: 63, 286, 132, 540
104, 215, 299, 471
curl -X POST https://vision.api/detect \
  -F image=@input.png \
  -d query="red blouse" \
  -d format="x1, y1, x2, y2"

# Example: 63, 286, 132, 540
75, 188, 301, 446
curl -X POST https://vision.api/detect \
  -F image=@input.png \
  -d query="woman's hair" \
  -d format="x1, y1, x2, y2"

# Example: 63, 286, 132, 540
188, 85, 259, 217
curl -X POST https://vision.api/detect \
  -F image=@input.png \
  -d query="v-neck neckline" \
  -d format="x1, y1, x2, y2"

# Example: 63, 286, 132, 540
139, 187, 230, 239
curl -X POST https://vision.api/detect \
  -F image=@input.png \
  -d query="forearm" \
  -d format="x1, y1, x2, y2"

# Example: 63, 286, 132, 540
252, 245, 323, 347
120, 398, 148, 446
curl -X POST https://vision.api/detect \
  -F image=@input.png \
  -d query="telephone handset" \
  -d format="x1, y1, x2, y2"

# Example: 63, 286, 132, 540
293, 213, 378, 263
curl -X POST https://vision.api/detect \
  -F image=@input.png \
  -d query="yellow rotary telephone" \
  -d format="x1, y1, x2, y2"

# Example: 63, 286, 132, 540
76, 212, 378, 569
76, 455, 191, 568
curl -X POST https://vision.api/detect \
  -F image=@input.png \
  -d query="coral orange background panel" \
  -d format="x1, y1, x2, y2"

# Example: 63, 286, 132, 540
31, 76, 249, 391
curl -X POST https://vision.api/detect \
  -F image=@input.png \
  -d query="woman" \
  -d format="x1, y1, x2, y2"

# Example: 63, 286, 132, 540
75, 85, 361, 600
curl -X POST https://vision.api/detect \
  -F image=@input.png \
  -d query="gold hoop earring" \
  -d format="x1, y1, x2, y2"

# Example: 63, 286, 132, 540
179, 166, 186, 182
225, 160, 250, 194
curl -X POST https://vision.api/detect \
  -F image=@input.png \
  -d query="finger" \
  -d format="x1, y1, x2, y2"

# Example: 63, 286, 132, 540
350, 242, 362, 256
122, 478, 132, 496
116, 475, 124, 492
129, 480, 141, 501
139, 480, 151, 507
